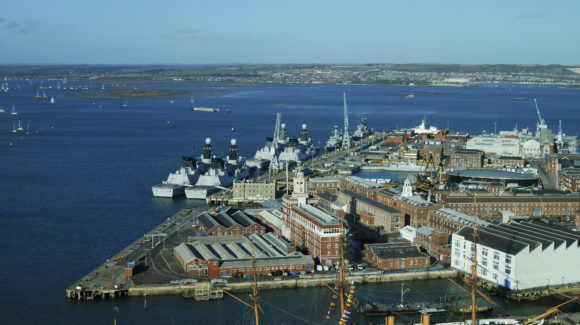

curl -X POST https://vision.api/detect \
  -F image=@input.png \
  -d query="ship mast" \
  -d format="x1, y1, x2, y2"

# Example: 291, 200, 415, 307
251, 238, 260, 325
337, 209, 347, 316
341, 92, 350, 149
470, 193, 479, 325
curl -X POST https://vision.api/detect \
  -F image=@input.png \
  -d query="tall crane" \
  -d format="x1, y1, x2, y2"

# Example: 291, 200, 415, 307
269, 113, 282, 172
533, 97, 547, 132
341, 92, 350, 149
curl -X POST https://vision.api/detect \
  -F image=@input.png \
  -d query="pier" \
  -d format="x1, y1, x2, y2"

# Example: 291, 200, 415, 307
66, 207, 458, 301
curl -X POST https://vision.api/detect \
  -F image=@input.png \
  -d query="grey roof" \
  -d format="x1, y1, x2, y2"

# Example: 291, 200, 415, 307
447, 169, 537, 181
317, 192, 338, 203
456, 226, 530, 255
198, 212, 220, 229
341, 190, 401, 214
417, 226, 433, 236
434, 208, 490, 227
294, 205, 340, 226
230, 211, 256, 227
365, 242, 429, 260
214, 211, 237, 228
261, 198, 282, 209
454, 149, 482, 155
182, 235, 314, 268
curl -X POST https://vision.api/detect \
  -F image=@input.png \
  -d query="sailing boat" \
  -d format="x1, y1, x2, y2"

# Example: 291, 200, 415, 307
0, 105, 5, 113
12, 122, 17, 133
50, 97, 55, 104
17, 120, 24, 131
26, 120, 30, 135
123, 100, 128, 107
11, 105, 17, 115
1, 77, 8, 92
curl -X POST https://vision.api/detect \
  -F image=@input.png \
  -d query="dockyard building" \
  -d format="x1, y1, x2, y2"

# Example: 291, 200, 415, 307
442, 190, 580, 218
414, 226, 452, 263
466, 136, 521, 157
309, 176, 342, 194
282, 204, 342, 265
339, 189, 404, 232
548, 153, 580, 174
428, 208, 491, 235
448, 149, 484, 168
232, 179, 276, 202
446, 169, 538, 187
244, 209, 284, 235
558, 168, 580, 192
451, 220, 580, 290
197, 210, 265, 236
363, 242, 431, 271
174, 234, 314, 278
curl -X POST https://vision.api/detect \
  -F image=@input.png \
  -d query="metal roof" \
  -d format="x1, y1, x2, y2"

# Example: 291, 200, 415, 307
447, 169, 537, 181
341, 190, 401, 214
365, 242, 428, 260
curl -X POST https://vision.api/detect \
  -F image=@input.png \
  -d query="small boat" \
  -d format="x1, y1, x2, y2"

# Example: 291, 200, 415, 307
0, 105, 5, 113
11, 105, 17, 115
50, 97, 55, 104
123, 100, 128, 107
226, 109, 232, 113
11, 122, 17, 133
17, 120, 24, 131
231, 127, 235, 132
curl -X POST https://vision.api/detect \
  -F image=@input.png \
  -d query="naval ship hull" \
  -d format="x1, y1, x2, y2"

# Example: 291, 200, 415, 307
152, 184, 186, 198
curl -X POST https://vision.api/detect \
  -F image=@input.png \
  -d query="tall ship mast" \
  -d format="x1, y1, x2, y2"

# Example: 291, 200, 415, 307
341, 92, 350, 149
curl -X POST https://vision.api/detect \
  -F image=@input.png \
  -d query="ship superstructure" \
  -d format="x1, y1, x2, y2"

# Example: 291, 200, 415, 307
185, 138, 252, 199
325, 125, 343, 152
247, 113, 319, 171
152, 157, 199, 197
352, 117, 373, 141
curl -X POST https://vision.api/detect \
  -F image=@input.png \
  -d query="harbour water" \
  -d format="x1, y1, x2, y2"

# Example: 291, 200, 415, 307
1, 81, 579, 324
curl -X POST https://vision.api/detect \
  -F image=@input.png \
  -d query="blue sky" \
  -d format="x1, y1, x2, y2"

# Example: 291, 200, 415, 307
1, 0, 579, 65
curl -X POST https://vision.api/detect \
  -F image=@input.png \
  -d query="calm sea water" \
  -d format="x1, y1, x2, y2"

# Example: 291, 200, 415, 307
1, 81, 579, 324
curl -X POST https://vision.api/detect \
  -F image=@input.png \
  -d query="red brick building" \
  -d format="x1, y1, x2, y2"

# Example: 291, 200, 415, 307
363, 242, 430, 270
282, 204, 342, 265
448, 149, 484, 169
309, 176, 342, 194
339, 189, 404, 232
558, 168, 580, 192
175, 234, 314, 278
441, 191, 580, 217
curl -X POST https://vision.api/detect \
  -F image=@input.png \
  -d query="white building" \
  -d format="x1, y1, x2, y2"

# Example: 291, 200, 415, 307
400, 225, 417, 242
522, 139, 541, 158
466, 137, 521, 157
451, 220, 580, 290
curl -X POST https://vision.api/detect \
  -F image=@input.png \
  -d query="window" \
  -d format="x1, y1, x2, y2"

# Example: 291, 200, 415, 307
482, 258, 488, 267
505, 267, 511, 275
505, 256, 511, 264
493, 273, 498, 280
401, 261, 405, 268
493, 261, 499, 270
493, 252, 499, 260
482, 248, 488, 257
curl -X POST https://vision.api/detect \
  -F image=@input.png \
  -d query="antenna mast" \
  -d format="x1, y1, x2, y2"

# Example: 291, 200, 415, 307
251, 238, 261, 325
341, 92, 350, 149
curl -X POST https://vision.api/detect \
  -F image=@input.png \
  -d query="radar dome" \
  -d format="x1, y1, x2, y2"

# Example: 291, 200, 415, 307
231, 139, 237, 145
302, 124, 307, 129
205, 138, 211, 144
281, 123, 286, 128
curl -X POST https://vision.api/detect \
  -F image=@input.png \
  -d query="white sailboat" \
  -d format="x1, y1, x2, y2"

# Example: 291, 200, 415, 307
11, 105, 17, 115
0, 105, 5, 113
17, 120, 23, 131
123, 100, 128, 107
50, 97, 55, 104
12, 122, 17, 133
26, 120, 30, 135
